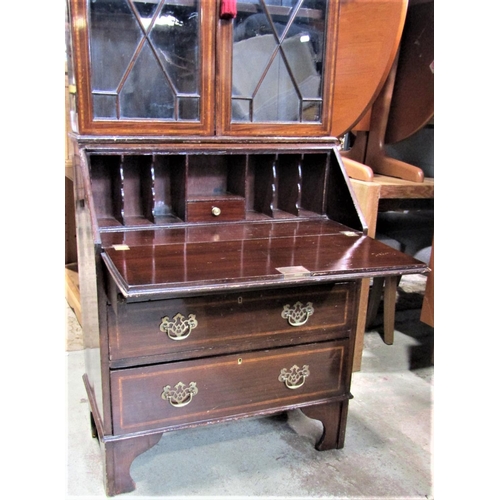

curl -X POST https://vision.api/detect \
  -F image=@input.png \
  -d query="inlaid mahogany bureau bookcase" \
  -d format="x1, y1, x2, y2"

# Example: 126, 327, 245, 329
66, 0, 426, 495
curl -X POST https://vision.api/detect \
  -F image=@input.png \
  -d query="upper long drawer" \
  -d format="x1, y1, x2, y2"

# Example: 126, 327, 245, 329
108, 282, 356, 367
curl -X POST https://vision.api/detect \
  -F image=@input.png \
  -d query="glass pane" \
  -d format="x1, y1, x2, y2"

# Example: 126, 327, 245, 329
302, 101, 321, 122
89, 0, 201, 121
90, 0, 142, 93
120, 45, 175, 119
232, 99, 251, 122
254, 50, 301, 121
93, 94, 118, 119
231, 0, 326, 124
178, 97, 200, 121
150, 4, 200, 95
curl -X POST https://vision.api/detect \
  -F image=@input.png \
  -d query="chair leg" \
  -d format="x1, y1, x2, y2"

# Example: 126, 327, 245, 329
366, 277, 385, 328
367, 275, 401, 345
382, 276, 398, 345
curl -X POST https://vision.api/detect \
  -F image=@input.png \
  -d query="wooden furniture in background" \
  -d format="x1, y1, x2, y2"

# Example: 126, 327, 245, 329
392, 0, 434, 333
385, 0, 434, 146
350, 175, 433, 348
330, 0, 407, 137
65, 61, 78, 265
65, 263, 81, 325
329, 0, 412, 370
66, 57, 80, 319
343, 0, 434, 368
420, 240, 434, 327
345, 0, 434, 182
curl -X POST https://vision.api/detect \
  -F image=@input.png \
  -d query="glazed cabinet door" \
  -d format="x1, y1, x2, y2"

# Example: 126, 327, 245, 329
217, 0, 339, 137
67, 0, 339, 138
68, 0, 215, 136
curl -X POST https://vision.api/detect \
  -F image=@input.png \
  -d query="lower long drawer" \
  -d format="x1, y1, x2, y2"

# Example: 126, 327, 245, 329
110, 340, 350, 435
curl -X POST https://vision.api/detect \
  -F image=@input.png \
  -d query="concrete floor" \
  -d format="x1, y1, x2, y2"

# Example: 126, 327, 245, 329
66, 277, 434, 499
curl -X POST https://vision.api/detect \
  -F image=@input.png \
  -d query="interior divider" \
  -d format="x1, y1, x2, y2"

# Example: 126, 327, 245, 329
277, 154, 301, 216
253, 154, 277, 217
113, 155, 125, 224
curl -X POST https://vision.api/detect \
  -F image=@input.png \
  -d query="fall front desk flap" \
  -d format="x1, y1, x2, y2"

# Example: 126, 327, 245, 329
100, 220, 428, 301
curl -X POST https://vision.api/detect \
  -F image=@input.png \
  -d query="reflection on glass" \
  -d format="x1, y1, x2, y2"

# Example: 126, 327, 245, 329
89, 0, 200, 121
232, 0, 326, 124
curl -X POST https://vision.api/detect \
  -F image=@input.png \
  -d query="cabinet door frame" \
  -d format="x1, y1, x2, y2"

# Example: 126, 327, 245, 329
68, 0, 216, 136
216, 0, 340, 138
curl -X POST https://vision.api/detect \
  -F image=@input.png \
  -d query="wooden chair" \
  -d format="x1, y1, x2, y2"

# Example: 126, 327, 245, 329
344, 0, 434, 352
329, 0, 411, 371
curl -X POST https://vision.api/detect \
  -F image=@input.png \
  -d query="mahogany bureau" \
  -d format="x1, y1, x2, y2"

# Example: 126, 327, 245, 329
66, 0, 424, 495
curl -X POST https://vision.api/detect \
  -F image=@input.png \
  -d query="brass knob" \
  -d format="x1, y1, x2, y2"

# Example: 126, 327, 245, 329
211, 206, 221, 216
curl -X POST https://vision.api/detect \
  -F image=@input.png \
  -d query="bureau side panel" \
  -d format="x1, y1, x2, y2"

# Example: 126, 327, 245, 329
73, 148, 112, 435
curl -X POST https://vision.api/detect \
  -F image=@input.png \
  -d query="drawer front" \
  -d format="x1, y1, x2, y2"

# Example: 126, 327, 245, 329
109, 283, 356, 364
111, 340, 349, 434
186, 198, 246, 222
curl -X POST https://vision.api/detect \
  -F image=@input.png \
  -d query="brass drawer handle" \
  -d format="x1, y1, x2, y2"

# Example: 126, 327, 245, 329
281, 301, 314, 326
159, 313, 198, 340
211, 206, 221, 216
279, 365, 310, 390
161, 382, 198, 407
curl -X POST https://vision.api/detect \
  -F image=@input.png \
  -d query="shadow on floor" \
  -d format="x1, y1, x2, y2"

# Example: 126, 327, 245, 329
368, 285, 434, 373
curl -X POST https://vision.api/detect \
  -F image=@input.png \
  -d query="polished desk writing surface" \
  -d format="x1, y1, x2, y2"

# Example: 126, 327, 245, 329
101, 220, 425, 300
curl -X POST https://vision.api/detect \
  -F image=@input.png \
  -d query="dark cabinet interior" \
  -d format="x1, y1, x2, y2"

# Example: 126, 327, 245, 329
88, 149, 360, 229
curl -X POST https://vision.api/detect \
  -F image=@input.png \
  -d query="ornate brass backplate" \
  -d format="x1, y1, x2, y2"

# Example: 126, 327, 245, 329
159, 313, 198, 340
161, 382, 198, 407
281, 301, 314, 326
278, 364, 310, 390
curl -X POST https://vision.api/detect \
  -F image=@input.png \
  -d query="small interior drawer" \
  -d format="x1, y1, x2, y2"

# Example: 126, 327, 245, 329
108, 282, 356, 365
110, 339, 349, 434
186, 196, 246, 222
